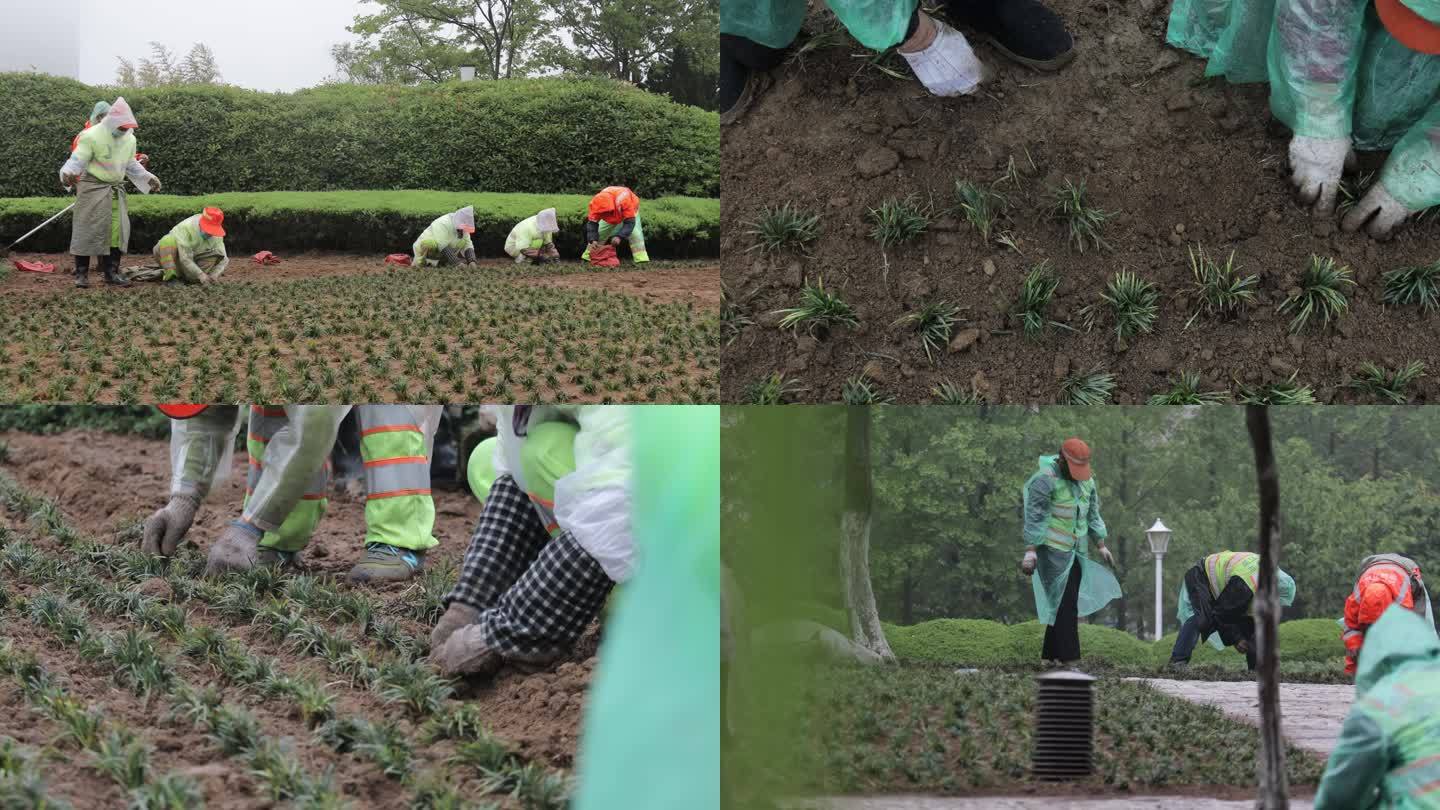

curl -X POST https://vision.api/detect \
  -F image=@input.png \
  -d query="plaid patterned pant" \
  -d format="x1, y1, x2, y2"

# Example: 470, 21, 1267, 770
445, 474, 613, 660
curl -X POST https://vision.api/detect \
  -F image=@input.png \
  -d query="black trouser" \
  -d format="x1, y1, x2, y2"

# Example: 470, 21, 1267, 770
1169, 564, 1257, 669
1042, 558, 1082, 661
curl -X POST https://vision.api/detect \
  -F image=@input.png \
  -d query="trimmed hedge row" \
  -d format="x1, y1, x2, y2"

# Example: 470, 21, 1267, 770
0, 191, 719, 257
878, 617, 1346, 668
1, 73, 719, 198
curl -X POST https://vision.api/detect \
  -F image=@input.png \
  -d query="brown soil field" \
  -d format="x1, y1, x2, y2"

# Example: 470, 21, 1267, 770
720, 0, 1440, 404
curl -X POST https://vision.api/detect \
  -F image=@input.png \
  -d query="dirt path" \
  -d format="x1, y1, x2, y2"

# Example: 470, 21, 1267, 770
4, 252, 719, 308
1136, 679, 1354, 758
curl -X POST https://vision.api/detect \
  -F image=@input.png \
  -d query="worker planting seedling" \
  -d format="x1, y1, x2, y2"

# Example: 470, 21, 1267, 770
721, 0, 1440, 403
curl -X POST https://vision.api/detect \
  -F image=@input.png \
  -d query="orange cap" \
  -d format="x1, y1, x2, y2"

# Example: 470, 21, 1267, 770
199, 207, 225, 237
1060, 437, 1092, 481
1377, 0, 1440, 54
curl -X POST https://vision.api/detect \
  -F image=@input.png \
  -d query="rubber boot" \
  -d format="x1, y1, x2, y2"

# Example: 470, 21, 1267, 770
102, 250, 130, 287
945, 0, 1075, 72
74, 255, 90, 288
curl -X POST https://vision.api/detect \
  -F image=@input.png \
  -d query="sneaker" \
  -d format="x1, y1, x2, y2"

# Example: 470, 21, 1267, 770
347, 543, 425, 584
256, 548, 301, 571
1165, 660, 1190, 674
946, 0, 1076, 72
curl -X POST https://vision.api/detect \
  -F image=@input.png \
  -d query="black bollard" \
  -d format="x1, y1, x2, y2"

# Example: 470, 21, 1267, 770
1031, 669, 1096, 781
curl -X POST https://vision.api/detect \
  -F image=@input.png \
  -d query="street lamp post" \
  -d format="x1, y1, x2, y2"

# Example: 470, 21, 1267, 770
1146, 519, 1172, 641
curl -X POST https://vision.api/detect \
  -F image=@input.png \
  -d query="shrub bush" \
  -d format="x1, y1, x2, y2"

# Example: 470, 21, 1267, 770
0, 191, 719, 256
0, 73, 719, 198
884, 617, 1346, 668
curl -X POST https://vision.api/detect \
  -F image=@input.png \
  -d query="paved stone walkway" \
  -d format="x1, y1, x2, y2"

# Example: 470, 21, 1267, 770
1134, 679, 1355, 758
798, 797, 1313, 809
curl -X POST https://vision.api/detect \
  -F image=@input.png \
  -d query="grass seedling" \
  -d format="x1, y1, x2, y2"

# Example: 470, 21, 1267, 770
1235, 374, 1317, 405
93, 728, 150, 790
207, 705, 262, 756
422, 703, 486, 743
248, 738, 310, 801
1060, 366, 1117, 405
746, 372, 803, 405
722, 283, 754, 346
868, 195, 930, 248
840, 375, 893, 404
1337, 171, 1377, 216
352, 720, 413, 779
1186, 246, 1257, 327
1098, 271, 1159, 346
1015, 261, 1065, 340
449, 731, 518, 775
745, 203, 822, 255
774, 277, 858, 335
127, 773, 203, 810
1278, 256, 1353, 333
894, 301, 961, 364
1382, 261, 1440, 312
314, 717, 363, 754
513, 762, 571, 810
49, 698, 105, 750
1346, 361, 1426, 404
378, 664, 453, 717
931, 381, 979, 405
1147, 372, 1230, 405
952, 181, 1008, 243
1050, 179, 1112, 252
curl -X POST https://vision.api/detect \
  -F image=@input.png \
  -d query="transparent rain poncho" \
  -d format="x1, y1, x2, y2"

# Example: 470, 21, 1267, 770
572, 406, 719, 810
721, 0, 918, 51
1313, 604, 1440, 810
1022, 455, 1123, 625
1176, 559, 1296, 651
1167, 0, 1440, 211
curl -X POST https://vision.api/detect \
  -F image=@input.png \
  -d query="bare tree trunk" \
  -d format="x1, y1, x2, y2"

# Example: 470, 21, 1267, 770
1246, 405, 1288, 810
841, 406, 895, 661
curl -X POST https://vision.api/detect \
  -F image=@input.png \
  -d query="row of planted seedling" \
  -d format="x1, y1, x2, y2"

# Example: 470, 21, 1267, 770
746, 359, 1426, 405
0, 483, 570, 809
0, 270, 719, 404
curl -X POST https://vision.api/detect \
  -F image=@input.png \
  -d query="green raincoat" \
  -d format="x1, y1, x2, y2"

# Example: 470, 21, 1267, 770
1167, 0, 1440, 211
1022, 455, 1122, 625
1314, 605, 1440, 810
721, 0, 918, 51
572, 405, 718, 810
1176, 551, 1296, 651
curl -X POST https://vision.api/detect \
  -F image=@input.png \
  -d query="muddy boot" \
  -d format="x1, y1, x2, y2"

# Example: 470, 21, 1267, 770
347, 543, 425, 584
205, 521, 261, 577
256, 547, 302, 571
720, 34, 783, 126
946, 0, 1075, 72
102, 251, 131, 287
74, 256, 90, 288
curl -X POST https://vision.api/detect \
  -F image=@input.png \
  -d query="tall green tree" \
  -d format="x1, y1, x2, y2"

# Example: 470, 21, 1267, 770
337, 0, 549, 83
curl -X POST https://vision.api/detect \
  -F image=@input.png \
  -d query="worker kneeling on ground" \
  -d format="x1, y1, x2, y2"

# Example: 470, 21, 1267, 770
1342, 553, 1436, 675
504, 207, 561, 264
582, 187, 649, 264
430, 405, 629, 677
142, 405, 442, 584
1167, 551, 1296, 671
58, 97, 161, 289
1020, 437, 1122, 668
413, 205, 478, 267
1314, 604, 1440, 809
125, 207, 229, 285
1169, 0, 1440, 238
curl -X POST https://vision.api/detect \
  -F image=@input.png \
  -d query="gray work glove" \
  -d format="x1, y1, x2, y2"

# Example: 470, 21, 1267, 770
430, 602, 481, 652
142, 494, 200, 557
429, 624, 504, 678
205, 520, 262, 577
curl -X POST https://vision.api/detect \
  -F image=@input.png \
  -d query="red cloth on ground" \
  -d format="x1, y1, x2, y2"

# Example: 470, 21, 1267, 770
252, 251, 281, 265
13, 260, 56, 274
588, 244, 620, 267
384, 253, 412, 266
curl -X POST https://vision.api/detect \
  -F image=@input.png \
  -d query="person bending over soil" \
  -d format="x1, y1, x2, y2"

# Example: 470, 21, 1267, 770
124, 207, 229, 285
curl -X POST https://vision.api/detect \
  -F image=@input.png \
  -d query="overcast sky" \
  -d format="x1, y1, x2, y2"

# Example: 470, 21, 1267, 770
4, 0, 368, 91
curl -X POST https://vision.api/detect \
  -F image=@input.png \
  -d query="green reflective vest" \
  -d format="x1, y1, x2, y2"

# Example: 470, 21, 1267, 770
1204, 551, 1259, 596
74, 125, 137, 184
1033, 457, 1099, 553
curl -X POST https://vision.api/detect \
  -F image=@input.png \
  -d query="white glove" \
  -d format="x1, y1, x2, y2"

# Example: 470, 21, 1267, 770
1289, 135, 1353, 216
899, 17, 986, 98
1341, 183, 1415, 240
1096, 545, 1114, 566
1021, 548, 1037, 576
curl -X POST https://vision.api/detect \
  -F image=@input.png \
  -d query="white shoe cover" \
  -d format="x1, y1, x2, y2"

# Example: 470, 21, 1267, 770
900, 19, 986, 98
